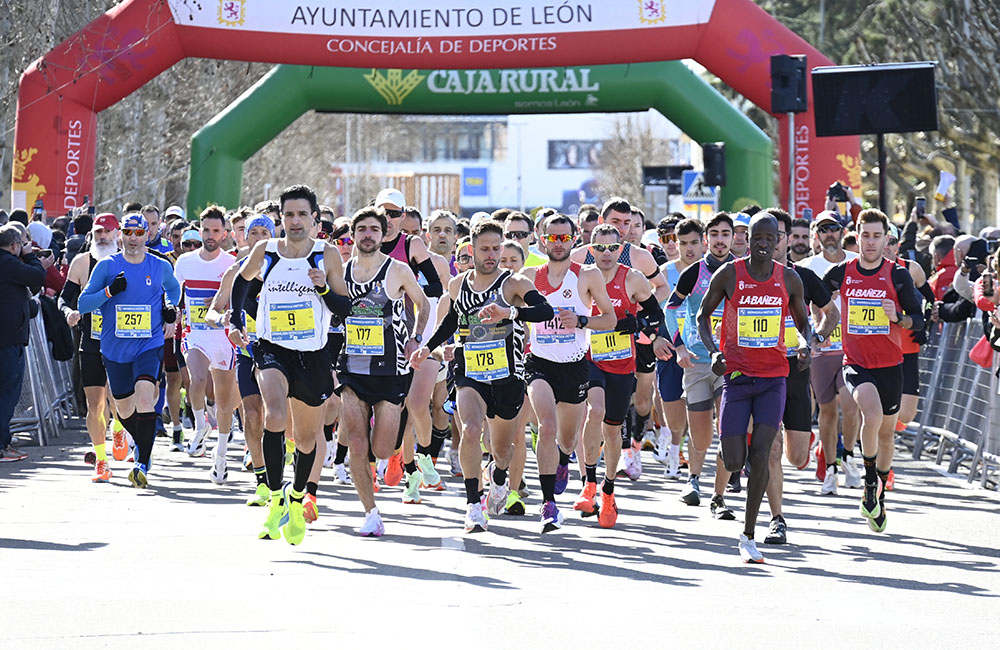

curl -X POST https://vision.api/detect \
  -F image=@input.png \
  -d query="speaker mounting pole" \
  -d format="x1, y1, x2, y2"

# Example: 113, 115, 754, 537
876, 132, 887, 212
788, 112, 795, 215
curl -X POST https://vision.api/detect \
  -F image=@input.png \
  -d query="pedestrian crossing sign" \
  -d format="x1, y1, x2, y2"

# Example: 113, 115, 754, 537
682, 170, 717, 206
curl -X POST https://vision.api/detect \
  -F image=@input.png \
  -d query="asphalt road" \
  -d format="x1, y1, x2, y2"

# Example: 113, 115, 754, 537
2, 421, 998, 649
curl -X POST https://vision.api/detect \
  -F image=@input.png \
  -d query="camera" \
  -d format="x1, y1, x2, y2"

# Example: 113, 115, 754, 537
915, 197, 926, 218
987, 238, 999, 255
827, 182, 848, 202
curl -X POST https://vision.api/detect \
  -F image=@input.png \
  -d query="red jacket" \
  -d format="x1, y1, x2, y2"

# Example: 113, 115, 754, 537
929, 249, 957, 300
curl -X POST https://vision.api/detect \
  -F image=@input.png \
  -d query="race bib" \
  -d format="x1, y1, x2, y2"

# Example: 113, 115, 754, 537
245, 312, 258, 343
676, 315, 685, 338
847, 298, 890, 336
463, 339, 510, 381
268, 301, 315, 342
737, 307, 781, 348
115, 304, 152, 339
534, 311, 575, 345
590, 330, 632, 362
711, 308, 724, 345
345, 316, 385, 356
783, 315, 798, 355
90, 309, 103, 341
187, 299, 210, 331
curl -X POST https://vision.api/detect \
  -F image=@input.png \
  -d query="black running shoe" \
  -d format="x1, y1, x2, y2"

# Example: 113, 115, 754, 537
710, 494, 736, 520
764, 516, 787, 544
726, 471, 742, 494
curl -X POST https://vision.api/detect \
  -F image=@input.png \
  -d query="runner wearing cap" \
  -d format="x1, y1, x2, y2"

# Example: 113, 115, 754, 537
799, 210, 863, 495
820, 209, 924, 532
59, 213, 123, 482
731, 211, 752, 258
142, 205, 173, 256
78, 213, 181, 488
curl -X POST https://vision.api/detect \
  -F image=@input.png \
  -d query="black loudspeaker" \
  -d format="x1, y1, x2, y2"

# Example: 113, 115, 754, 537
812, 62, 938, 137
771, 54, 808, 114
702, 142, 726, 187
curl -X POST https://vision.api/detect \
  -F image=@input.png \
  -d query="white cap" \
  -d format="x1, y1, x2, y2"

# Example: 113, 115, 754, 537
470, 211, 491, 229
374, 188, 405, 209
733, 212, 752, 229
164, 205, 185, 219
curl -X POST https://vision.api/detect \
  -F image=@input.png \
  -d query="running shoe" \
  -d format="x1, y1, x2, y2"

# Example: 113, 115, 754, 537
623, 441, 642, 481
448, 447, 463, 477
653, 431, 670, 464
738, 533, 765, 564
573, 482, 599, 517
678, 447, 688, 469
485, 467, 509, 517
517, 479, 530, 499
170, 431, 185, 453
125, 441, 136, 463
726, 471, 742, 493
360, 508, 385, 537
540, 500, 564, 533
868, 498, 887, 533
154, 415, 167, 438
554, 462, 570, 495
860, 479, 883, 520
710, 494, 736, 520
815, 446, 827, 481
664, 448, 681, 479
0, 446, 27, 462
417, 453, 443, 490
303, 493, 319, 524
384, 451, 404, 487
91, 459, 112, 483
375, 458, 387, 482
820, 468, 838, 496
283, 493, 306, 545
246, 482, 269, 507
465, 502, 488, 533
795, 432, 816, 471
505, 491, 526, 516
885, 469, 895, 491
402, 471, 422, 504
187, 426, 209, 458
242, 447, 252, 472
259, 488, 289, 540
842, 454, 863, 489
333, 463, 353, 485
763, 516, 787, 545
323, 440, 336, 469
206, 402, 218, 430
84, 451, 96, 466
641, 430, 657, 451
284, 439, 295, 466
680, 475, 701, 506
128, 462, 149, 489
598, 489, 618, 528
112, 426, 128, 461
209, 446, 227, 485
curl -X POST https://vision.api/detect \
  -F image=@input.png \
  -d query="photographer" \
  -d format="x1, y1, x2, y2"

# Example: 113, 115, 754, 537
0, 223, 46, 461
929, 235, 977, 323
824, 181, 862, 227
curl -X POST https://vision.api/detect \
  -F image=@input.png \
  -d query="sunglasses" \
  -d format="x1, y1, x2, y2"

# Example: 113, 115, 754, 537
591, 243, 622, 253
333, 237, 354, 246
817, 224, 842, 234
122, 228, 147, 237
315, 231, 329, 239
457, 254, 472, 263
543, 234, 574, 243
182, 241, 202, 249
660, 232, 677, 242
505, 231, 531, 240
887, 238, 899, 245
384, 209, 404, 219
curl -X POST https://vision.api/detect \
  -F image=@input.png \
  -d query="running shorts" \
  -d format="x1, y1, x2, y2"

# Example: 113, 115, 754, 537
455, 373, 525, 421
809, 352, 845, 405
80, 350, 107, 389
655, 355, 684, 403
525, 355, 589, 405
104, 347, 164, 400
782, 357, 812, 432
182, 332, 237, 372
635, 341, 656, 374
719, 373, 787, 438
337, 371, 412, 406
587, 360, 636, 426
253, 339, 333, 407
236, 354, 260, 399
682, 362, 723, 410
843, 363, 903, 416
901, 352, 920, 397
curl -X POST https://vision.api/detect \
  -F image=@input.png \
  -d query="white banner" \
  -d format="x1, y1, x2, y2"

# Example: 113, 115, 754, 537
169, 0, 717, 36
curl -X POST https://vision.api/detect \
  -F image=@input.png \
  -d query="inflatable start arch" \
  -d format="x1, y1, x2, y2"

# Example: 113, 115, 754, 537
13, 0, 859, 218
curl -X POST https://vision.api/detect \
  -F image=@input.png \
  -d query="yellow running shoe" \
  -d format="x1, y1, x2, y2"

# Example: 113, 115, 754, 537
259, 489, 287, 540
246, 483, 269, 507
284, 498, 306, 545
285, 439, 295, 466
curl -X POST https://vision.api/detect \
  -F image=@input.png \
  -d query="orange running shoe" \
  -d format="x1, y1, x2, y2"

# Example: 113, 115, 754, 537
112, 427, 127, 461
885, 469, 895, 491
895, 419, 906, 433
573, 482, 599, 517
598, 489, 618, 529
384, 450, 404, 487
92, 459, 112, 483
815, 447, 827, 481
678, 448, 688, 469
303, 493, 319, 524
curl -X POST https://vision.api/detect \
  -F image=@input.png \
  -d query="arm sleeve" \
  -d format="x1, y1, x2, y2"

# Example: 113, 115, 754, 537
515, 289, 554, 323
892, 266, 925, 331
162, 259, 181, 306
918, 280, 937, 305
416, 257, 443, 298
59, 280, 81, 315
78, 258, 111, 314
230, 274, 249, 329
425, 303, 459, 353
637, 294, 664, 335
663, 264, 698, 340
321, 289, 353, 319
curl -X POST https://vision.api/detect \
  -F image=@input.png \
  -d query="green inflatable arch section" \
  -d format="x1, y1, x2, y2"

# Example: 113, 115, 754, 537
187, 61, 771, 217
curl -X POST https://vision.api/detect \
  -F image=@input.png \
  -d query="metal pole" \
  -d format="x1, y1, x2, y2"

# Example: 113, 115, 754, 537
788, 112, 795, 216
877, 132, 887, 211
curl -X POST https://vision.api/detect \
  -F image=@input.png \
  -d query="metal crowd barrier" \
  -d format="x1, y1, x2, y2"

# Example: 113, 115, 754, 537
9, 309, 77, 446
904, 319, 1000, 491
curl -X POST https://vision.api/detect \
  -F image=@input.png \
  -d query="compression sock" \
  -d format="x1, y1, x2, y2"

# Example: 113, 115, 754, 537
428, 427, 449, 457
121, 412, 138, 442
306, 481, 318, 497
94, 443, 107, 462
292, 446, 316, 496
558, 449, 571, 466
863, 454, 878, 485
323, 423, 334, 442
134, 412, 157, 465
602, 476, 615, 495
540, 474, 556, 502
635, 410, 650, 441
262, 429, 286, 491
877, 468, 890, 490
172, 425, 183, 444
585, 464, 598, 484
465, 478, 480, 504
253, 466, 266, 486
334, 443, 348, 465
416, 442, 433, 456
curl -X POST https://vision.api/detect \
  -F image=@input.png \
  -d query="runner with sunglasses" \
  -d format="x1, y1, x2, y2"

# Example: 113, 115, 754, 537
504, 211, 548, 268
577, 224, 670, 527
798, 211, 863, 495
519, 214, 618, 532
372, 189, 443, 490
573, 198, 669, 481
78, 213, 181, 488
410, 219, 554, 534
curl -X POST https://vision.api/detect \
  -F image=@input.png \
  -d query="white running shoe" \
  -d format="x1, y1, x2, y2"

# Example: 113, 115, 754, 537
465, 502, 488, 533
664, 448, 682, 479
187, 426, 210, 457
448, 447, 462, 477
333, 463, 352, 485
402, 471, 422, 504
323, 440, 336, 469
641, 429, 657, 451
820, 469, 839, 495
485, 476, 509, 517
653, 430, 670, 464
359, 507, 384, 537
738, 533, 765, 563
842, 454, 864, 489
209, 446, 227, 485
375, 458, 387, 482
624, 443, 642, 480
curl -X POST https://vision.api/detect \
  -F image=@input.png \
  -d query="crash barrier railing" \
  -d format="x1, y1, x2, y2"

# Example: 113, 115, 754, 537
10, 311, 77, 446
903, 319, 1000, 491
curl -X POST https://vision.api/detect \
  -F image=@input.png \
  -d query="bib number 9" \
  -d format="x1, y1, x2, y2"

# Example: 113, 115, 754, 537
268, 301, 316, 342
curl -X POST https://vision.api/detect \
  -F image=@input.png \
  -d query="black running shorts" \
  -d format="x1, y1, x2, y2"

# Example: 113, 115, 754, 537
253, 339, 334, 407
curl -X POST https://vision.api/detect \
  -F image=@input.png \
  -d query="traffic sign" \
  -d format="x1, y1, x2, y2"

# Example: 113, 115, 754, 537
682, 170, 716, 205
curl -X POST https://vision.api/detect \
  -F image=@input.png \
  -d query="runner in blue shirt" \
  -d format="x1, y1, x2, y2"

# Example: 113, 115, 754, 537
80, 213, 181, 488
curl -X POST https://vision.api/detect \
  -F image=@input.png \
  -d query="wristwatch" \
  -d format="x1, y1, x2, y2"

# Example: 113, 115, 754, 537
509, 305, 519, 321
647, 331, 658, 342
413, 333, 423, 344
576, 315, 589, 329
812, 332, 826, 344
